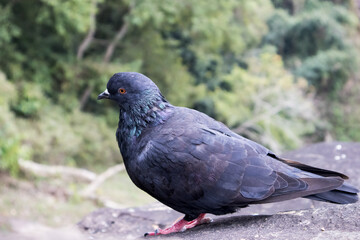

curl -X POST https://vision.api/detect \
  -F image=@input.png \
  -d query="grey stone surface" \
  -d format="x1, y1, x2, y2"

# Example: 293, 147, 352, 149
78, 142, 360, 240
78, 200, 360, 240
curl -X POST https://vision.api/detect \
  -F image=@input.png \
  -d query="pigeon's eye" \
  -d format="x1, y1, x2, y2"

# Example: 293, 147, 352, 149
118, 88, 127, 94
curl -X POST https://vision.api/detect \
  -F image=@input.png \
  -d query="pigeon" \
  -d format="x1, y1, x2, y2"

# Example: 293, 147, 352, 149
98, 72, 358, 236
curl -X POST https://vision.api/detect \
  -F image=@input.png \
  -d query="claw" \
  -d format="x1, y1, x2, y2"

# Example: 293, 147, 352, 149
143, 214, 210, 236
144, 229, 159, 237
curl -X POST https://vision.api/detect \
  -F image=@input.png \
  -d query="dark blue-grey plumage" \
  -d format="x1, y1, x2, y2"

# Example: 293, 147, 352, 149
98, 72, 358, 233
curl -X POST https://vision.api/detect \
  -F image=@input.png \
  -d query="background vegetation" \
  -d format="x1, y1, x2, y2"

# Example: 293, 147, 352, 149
1, 0, 360, 227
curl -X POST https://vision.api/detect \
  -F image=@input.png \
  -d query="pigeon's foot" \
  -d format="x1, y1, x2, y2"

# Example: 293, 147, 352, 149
144, 213, 212, 236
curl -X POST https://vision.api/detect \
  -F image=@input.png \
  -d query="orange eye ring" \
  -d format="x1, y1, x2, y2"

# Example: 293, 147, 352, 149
118, 88, 127, 94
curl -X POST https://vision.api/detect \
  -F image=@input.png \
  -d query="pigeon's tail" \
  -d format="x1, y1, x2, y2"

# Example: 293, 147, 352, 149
272, 155, 358, 204
304, 182, 359, 204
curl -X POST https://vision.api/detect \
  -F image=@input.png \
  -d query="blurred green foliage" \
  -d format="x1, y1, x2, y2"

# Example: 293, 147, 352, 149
0, 0, 359, 171
0, 72, 20, 176
265, 0, 358, 96
0, 137, 20, 177
210, 46, 317, 151
11, 82, 46, 118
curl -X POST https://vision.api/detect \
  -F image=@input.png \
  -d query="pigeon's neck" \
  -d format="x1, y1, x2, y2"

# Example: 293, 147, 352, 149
118, 93, 174, 140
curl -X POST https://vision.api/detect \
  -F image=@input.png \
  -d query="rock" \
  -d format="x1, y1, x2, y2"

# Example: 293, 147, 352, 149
78, 202, 360, 240
78, 142, 360, 240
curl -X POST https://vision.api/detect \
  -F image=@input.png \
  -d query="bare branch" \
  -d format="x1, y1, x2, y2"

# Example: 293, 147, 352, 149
79, 85, 94, 110
18, 159, 127, 208
80, 164, 125, 197
352, 0, 360, 19
103, 21, 129, 63
103, 2, 135, 62
77, 0, 97, 60
18, 158, 97, 182
233, 106, 282, 134
233, 87, 285, 134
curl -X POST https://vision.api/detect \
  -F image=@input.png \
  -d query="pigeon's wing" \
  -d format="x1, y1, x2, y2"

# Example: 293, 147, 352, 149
196, 108, 349, 180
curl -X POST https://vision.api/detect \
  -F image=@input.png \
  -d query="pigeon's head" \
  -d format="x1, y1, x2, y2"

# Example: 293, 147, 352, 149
98, 72, 162, 109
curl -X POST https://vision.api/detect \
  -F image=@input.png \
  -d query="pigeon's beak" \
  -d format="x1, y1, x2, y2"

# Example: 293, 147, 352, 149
98, 89, 110, 100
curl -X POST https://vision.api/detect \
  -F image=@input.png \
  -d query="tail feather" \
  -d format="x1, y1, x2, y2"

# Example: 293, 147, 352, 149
271, 154, 349, 179
273, 155, 359, 204
304, 182, 359, 204
336, 182, 359, 194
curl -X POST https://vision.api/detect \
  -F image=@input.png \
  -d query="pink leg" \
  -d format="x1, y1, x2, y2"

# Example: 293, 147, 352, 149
144, 213, 212, 236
